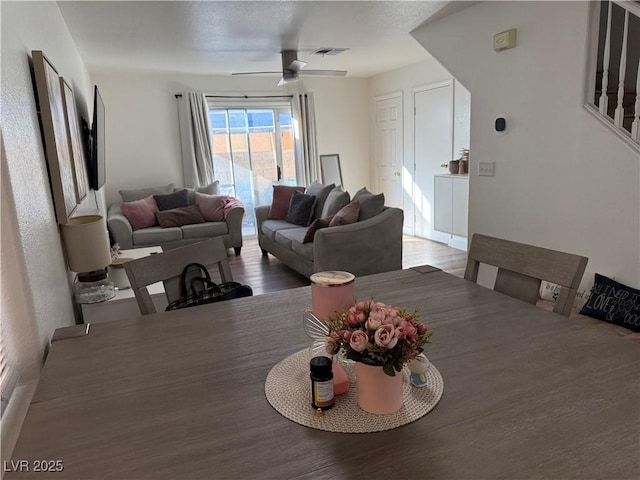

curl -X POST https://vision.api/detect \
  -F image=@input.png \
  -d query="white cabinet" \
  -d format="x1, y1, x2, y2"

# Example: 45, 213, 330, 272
434, 174, 468, 242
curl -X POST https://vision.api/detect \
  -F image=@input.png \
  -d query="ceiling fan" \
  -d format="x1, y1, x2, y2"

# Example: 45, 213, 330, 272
232, 50, 347, 86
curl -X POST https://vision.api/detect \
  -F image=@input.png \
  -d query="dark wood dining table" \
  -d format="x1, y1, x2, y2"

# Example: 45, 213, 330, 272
6, 267, 639, 479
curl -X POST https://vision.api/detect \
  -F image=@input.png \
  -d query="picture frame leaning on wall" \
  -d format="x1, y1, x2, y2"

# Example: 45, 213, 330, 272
60, 76, 88, 203
31, 50, 77, 224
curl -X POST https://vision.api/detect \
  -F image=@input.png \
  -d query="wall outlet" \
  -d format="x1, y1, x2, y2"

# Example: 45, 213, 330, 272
478, 161, 495, 176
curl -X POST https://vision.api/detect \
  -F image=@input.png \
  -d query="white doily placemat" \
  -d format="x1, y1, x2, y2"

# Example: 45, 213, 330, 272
265, 349, 444, 433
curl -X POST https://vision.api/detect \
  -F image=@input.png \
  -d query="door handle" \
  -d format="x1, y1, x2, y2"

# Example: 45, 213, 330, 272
277, 165, 282, 182
394, 171, 401, 176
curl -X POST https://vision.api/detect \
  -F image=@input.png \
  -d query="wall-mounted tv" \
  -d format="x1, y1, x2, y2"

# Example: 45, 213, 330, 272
89, 85, 105, 190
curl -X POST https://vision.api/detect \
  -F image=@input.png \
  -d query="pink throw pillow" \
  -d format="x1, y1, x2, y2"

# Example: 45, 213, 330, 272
268, 185, 305, 219
121, 195, 159, 230
329, 200, 360, 227
195, 192, 227, 222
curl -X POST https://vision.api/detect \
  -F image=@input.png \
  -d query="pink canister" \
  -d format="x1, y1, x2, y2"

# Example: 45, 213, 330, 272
310, 271, 356, 320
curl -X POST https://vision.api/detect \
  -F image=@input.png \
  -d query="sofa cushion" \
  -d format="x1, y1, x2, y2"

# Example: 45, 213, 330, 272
329, 200, 360, 226
303, 216, 334, 243
154, 189, 190, 211
132, 226, 182, 246
196, 192, 227, 222
184, 181, 221, 205
353, 187, 385, 221
156, 205, 205, 228
579, 273, 640, 333
275, 227, 308, 250
119, 184, 175, 202
261, 219, 299, 241
120, 196, 159, 230
321, 188, 351, 218
305, 182, 335, 220
268, 185, 305, 219
291, 239, 315, 262
286, 190, 317, 227
181, 222, 228, 240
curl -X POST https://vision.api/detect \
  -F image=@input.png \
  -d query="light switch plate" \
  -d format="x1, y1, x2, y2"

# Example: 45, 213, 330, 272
478, 162, 495, 176
493, 29, 517, 51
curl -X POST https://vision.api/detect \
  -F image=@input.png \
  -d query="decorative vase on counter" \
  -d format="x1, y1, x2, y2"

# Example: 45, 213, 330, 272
355, 362, 404, 414
448, 160, 460, 174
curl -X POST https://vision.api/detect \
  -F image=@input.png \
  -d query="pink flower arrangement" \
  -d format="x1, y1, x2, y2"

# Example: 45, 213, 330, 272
326, 300, 432, 376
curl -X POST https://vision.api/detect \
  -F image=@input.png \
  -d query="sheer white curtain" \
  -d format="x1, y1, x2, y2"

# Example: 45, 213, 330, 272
177, 92, 215, 188
290, 93, 319, 186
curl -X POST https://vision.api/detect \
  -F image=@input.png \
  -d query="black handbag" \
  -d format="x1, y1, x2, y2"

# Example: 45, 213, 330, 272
165, 263, 253, 311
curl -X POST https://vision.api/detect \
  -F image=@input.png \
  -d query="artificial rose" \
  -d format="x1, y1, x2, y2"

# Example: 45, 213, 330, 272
417, 323, 427, 334
341, 330, 352, 342
366, 315, 382, 330
349, 330, 369, 352
397, 318, 417, 340
374, 324, 398, 349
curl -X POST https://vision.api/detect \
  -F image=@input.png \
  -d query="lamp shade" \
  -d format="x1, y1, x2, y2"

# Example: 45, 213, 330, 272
60, 215, 112, 273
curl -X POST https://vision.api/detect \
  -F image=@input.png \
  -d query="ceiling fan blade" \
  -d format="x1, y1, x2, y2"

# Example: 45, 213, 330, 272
231, 71, 281, 76
298, 70, 347, 77
287, 59, 307, 73
277, 75, 299, 87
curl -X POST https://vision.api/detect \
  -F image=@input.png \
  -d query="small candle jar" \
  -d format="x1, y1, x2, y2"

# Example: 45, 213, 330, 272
310, 271, 355, 320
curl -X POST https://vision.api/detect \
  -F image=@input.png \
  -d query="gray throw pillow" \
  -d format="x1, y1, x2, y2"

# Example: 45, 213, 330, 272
305, 182, 335, 221
321, 187, 351, 218
181, 181, 221, 205
119, 183, 175, 202
154, 189, 190, 211
353, 187, 385, 221
286, 190, 317, 227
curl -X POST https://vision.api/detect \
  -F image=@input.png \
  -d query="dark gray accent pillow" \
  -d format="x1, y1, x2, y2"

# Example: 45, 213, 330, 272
154, 189, 189, 211
155, 205, 205, 228
305, 182, 335, 220
119, 183, 175, 202
579, 273, 640, 332
353, 187, 385, 221
286, 190, 317, 227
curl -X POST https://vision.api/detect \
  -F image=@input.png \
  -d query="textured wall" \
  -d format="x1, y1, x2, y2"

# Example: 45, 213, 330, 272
1, 2, 92, 381
412, 1, 640, 289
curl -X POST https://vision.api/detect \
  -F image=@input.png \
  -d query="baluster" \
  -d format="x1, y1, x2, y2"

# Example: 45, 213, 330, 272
599, 1, 613, 115
614, 9, 629, 128
632, 50, 640, 141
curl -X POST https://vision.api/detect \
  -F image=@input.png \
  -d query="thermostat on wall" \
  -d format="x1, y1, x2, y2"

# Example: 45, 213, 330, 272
495, 115, 509, 134
493, 28, 517, 51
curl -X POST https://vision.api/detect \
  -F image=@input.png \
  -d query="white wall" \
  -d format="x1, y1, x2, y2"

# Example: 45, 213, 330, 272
1, 0, 93, 461
90, 70, 370, 206
368, 58, 471, 237
412, 1, 640, 291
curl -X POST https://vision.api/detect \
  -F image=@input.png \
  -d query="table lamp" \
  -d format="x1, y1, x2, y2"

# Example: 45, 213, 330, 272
60, 215, 115, 303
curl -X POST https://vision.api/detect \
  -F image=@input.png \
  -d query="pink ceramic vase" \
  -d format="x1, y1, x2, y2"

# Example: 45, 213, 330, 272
355, 362, 404, 414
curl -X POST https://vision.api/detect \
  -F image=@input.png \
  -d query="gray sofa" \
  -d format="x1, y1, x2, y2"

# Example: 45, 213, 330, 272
107, 183, 244, 254
256, 186, 404, 278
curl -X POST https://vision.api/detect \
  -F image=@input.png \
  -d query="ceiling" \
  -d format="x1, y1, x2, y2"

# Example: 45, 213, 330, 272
57, 1, 471, 78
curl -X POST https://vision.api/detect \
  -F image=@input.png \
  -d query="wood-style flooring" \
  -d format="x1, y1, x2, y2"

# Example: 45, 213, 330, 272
228, 236, 468, 296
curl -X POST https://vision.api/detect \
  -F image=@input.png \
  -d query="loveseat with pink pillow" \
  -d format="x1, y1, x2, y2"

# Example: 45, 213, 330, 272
107, 182, 244, 255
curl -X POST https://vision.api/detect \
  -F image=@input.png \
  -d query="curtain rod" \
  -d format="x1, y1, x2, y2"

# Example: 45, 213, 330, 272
174, 94, 293, 99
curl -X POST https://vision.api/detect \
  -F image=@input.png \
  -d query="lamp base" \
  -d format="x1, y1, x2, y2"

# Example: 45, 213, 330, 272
74, 270, 115, 304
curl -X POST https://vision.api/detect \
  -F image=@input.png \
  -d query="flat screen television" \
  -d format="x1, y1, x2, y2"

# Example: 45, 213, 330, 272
89, 85, 106, 190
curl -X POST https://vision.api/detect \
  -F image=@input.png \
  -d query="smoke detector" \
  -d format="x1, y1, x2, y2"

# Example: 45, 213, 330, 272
310, 48, 349, 56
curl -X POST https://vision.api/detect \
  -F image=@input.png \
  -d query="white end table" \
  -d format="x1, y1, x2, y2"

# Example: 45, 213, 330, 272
80, 246, 168, 324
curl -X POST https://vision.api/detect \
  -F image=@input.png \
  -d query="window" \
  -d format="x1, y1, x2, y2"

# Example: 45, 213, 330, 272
209, 106, 298, 236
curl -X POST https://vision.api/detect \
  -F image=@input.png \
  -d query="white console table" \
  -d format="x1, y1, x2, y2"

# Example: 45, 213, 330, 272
80, 246, 168, 324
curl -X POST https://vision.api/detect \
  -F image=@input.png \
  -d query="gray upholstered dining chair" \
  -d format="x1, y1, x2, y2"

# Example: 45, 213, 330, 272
124, 237, 233, 315
464, 234, 588, 317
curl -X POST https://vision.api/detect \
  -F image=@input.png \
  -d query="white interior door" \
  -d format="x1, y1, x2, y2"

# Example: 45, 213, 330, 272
413, 82, 453, 242
375, 94, 404, 214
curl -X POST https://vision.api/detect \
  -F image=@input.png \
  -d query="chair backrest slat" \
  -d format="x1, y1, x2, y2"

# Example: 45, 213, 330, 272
464, 234, 588, 317
124, 237, 232, 315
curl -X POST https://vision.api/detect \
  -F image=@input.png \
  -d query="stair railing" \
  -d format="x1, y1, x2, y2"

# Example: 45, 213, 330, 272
585, 1, 640, 151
